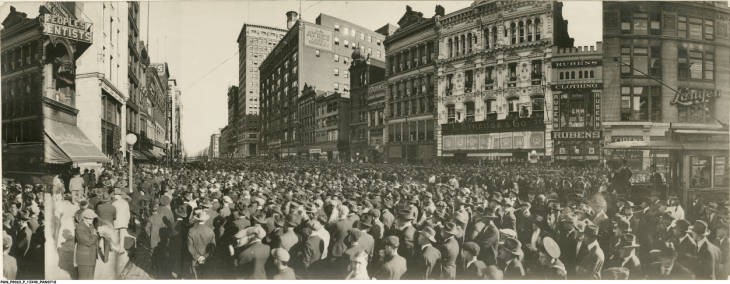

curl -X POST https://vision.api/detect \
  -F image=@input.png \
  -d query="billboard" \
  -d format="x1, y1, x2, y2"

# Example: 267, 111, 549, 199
304, 24, 333, 51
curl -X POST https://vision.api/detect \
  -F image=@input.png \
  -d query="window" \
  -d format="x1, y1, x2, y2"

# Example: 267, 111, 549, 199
315, 50, 320, 57
633, 13, 648, 35
650, 46, 661, 77
465, 102, 475, 122
484, 66, 495, 89
447, 104, 456, 123
446, 74, 453, 96
510, 22, 517, 44
360, 33, 365, 40
507, 97, 519, 113
334, 37, 339, 45
689, 50, 703, 79
531, 96, 544, 118
678, 16, 687, 38
714, 156, 729, 187
689, 17, 702, 40
620, 86, 661, 121
704, 20, 714, 40
464, 70, 473, 93
333, 83, 339, 90
690, 156, 711, 188
650, 12, 661, 35
344, 40, 349, 47
334, 54, 339, 62
531, 60, 542, 83
333, 68, 339, 76
678, 48, 689, 79
560, 93, 589, 128
344, 71, 349, 78
334, 24, 340, 31
519, 21, 525, 43
344, 27, 349, 35
343, 57, 348, 65
704, 51, 714, 80
508, 63, 517, 83
535, 19, 541, 40
485, 99, 496, 114
350, 29, 356, 37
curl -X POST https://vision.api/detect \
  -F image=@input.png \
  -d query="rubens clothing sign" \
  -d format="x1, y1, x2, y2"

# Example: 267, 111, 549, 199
40, 14, 93, 44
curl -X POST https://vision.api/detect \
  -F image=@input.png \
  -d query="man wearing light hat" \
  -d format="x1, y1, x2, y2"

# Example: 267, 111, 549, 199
271, 248, 296, 279
236, 225, 269, 279
187, 210, 215, 279
75, 209, 99, 280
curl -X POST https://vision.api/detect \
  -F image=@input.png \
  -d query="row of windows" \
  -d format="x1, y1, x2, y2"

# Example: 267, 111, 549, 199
1, 41, 41, 74
445, 97, 544, 124
387, 41, 436, 75
388, 97, 434, 119
333, 24, 382, 46
2, 76, 42, 119
446, 18, 542, 58
389, 75, 435, 101
2, 119, 42, 144
559, 70, 596, 80
616, 11, 719, 41
445, 61, 543, 95
387, 119, 435, 142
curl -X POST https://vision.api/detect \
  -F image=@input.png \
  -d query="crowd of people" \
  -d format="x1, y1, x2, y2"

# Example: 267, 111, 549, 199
40, 158, 730, 280
2, 178, 45, 279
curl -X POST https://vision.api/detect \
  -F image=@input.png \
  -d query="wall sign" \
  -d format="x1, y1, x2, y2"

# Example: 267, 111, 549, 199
552, 131, 602, 140
441, 117, 545, 135
610, 136, 644, 142
552, 59, 602, 68
40, 14, 93, 43
551, 83, 603, 91
670, 88, 720, 106
304, 24, 333, 51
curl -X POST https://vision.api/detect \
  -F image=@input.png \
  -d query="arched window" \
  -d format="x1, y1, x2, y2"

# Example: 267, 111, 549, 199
510, 22, 517, 44
492, 26, 498, 47
559, 72, 564, 80
527, 19, 533, 41
519, 21, 525, 43
484, 28, 490, 49
589, 70, 595, 78
535, 18, 542, 40
571, 71, 576, 79
448, 38, 453, 57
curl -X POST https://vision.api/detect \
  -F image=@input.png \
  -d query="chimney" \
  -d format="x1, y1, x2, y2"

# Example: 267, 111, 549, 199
286, 11, 299, 29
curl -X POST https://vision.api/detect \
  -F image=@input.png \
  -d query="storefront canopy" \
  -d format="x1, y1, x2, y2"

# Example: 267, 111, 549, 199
132, 150, 149, 161
151, 147, 166, 158
604, 140, 683, 150
44, 119, 109, 164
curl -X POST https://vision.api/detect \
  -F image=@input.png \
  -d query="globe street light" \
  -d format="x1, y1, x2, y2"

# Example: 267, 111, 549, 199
125, 133, 137, 193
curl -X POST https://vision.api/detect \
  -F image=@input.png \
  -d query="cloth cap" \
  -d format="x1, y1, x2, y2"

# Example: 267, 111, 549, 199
271, 248, 290, 262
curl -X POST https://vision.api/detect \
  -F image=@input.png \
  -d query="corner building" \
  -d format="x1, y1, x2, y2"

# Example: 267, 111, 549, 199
383, 6, 440, 163
436, 0, 574, 161
603, 1, 730, 201
260, 13, 386, 158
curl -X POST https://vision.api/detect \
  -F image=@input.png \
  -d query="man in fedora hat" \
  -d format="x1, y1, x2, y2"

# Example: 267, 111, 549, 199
393, 204, 417, 263
236, 225, 269, 279
410, 226, 441, 280
187, 210, 215, 279
690, 220, 721, 279
459, 241, 487, 279
671, 219, 697, 269
645, 245, 695, 279
535, 236, 567, 279
606, 233, 643, 279
474, 207, 500, 266
289, 222, 323, 278
439, 222, 461, 280
498, 237, 525, 279
575, 223, 604, 279
75, 209, 99, 280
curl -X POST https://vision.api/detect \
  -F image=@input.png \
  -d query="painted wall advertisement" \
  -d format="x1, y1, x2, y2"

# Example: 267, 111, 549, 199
304, 24, 333, 51
443, 131, 544, 152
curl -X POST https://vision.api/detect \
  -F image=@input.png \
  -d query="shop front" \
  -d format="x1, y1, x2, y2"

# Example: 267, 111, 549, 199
440, 116, 546, 161
552, 130, 602, 162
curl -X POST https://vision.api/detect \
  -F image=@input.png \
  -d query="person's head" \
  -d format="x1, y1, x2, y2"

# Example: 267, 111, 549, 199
657, 246, 677, 270
584, 224, 599, 243
417, 226, 437, 246
690, 220, 709, 242
81, 209, 97, 226
271, 248, 290, 268
384, 236, 399, 256
461, 241, 480, 260
537, 250, 552, 266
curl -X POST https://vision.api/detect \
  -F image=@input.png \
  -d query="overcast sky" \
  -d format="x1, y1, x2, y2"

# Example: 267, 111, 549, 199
1, 0, 604, 155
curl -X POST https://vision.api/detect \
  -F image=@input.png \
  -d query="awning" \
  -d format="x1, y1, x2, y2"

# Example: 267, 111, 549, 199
44, 119, 109, 164
603, 140, 683, 150
143, 150, 159, 160
151, 147, 166, 158
132, 150, 149, 161
681, 143, 729, 151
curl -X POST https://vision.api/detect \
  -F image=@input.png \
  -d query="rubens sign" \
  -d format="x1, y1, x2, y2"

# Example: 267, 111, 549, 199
670, 88, 719, 106
551, 131, 601, 140
40, 14, 93, 44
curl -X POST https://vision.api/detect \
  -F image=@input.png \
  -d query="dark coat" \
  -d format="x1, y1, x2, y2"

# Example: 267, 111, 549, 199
695, 239, 722, 280
290, 235, 323, 277
459, 259, 487, 279
236, 241, 270, 279
575, 242, 604, 280
475, 222, 500, 265
439, 236, 459, 280
96, 202, 117, 226
410, 244, 441, 280
675, 235, 697, 269
327, 219, 351, 258
187, 223, 216, 261
75, 222, 98, 266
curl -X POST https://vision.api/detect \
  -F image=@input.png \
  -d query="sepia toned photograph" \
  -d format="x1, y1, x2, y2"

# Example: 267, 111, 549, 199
0, 0, 728, 281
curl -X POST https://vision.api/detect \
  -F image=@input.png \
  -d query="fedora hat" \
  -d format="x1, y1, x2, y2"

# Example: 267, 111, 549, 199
418, 226, 437, 243
358, 215, 374, 229
192, 210, 210, 223
502, 237, 523, 256
174, 204, 188, 219
397, 206, 415, 220
690, 220, 710, 236
619, 233, 640, 248
442, 222, 461, 236
481, 207, 498, 219
542, 236, 561, 259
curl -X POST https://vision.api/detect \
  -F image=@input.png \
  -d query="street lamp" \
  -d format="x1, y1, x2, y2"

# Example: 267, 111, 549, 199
125, 133, 137, 194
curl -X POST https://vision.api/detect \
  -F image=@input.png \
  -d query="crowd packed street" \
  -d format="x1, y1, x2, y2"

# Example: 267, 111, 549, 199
34, 158, 729, 280
2, 179, 45, 280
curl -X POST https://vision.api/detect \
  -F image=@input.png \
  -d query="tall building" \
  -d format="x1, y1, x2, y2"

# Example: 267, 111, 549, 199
237, 23, 287, 157
1, 4, 106, 179
259, 12, 387, 158
550, 43, 603, 161
144, 63, 170, 160
75, 1, 129, 167
209, 130, 221, 159
383, 6, 440, 163
436, 0, 574, 161
126, 1, 146, 160
349, 49, 385, 162
168, 77, 182, 160
602, 1, 730, 201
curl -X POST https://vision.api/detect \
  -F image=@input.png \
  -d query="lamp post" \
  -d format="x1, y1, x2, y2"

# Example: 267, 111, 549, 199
126, 133, 137, 194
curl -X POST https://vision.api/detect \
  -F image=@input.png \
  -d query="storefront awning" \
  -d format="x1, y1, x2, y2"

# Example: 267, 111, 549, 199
44, 119, 109, 164
132, 150, 149, 161
604, 140, 683, 150
681, 143, 729, 151
150, 147, 166, 158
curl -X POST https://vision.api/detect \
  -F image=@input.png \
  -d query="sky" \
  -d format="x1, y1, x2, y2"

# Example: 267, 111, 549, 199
1, 0, 604, 156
